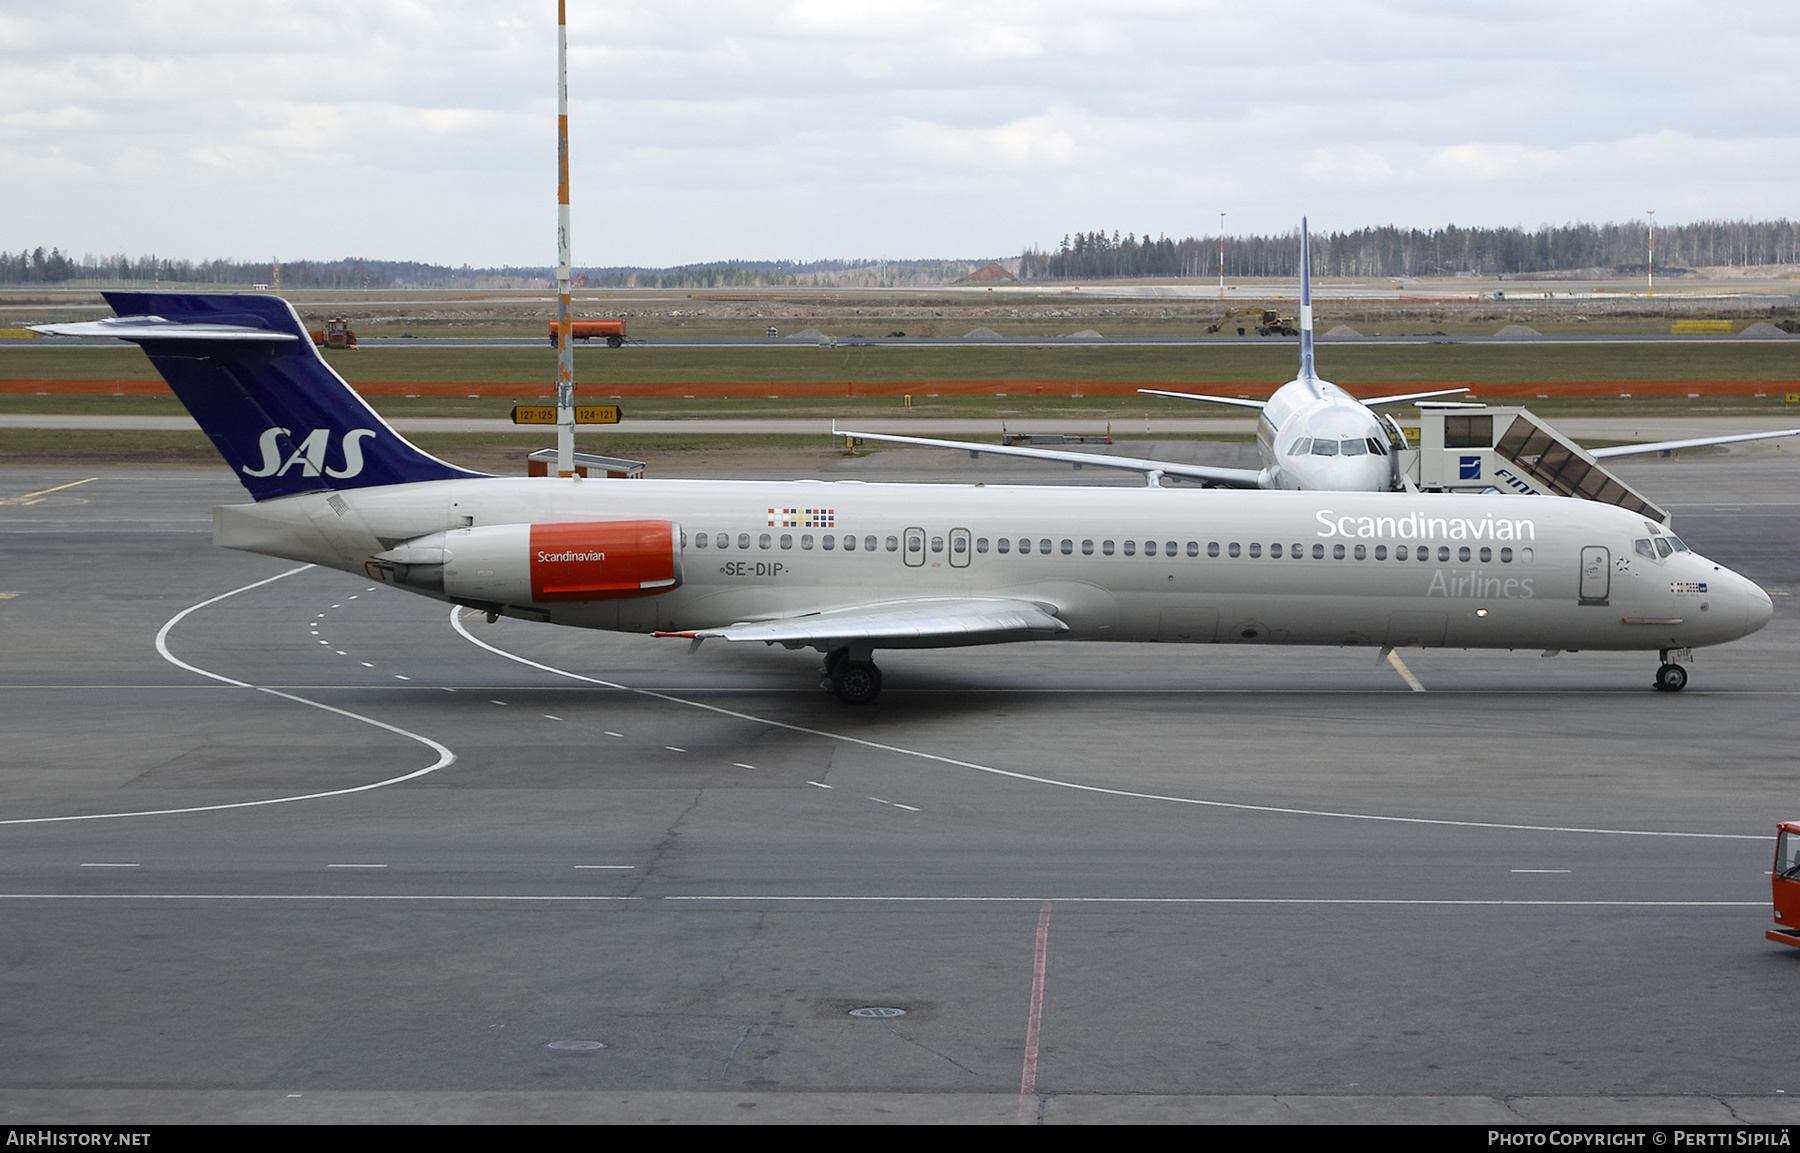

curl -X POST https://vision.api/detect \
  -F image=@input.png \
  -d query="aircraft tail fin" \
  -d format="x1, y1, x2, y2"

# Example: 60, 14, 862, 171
1298, 217, 1316, 381
38, 293, 486, 501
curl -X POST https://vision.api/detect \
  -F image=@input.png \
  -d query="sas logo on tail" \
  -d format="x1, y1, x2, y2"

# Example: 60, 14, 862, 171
243, 427, 376, 479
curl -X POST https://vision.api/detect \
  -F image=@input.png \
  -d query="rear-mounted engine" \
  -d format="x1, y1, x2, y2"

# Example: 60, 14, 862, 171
370, 520, 682, 604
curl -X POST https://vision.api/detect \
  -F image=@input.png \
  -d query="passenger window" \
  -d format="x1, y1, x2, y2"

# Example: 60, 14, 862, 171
738, 533, 751, 549
716, 533, 728, 549
1396, 545, 1408, 560
1437, 546, 1450, 562
801, 535, 814, 550
954, 536, 968, 554
1103, 540, 1115, 555
1312, 544, 1325, 559
1082, 540, 1094, 555
1039, 538, 1051, 554
998, 538, 1010, 554
1164, 541, 1176, 556
1060, 539, 1073, 555
1353, 544, 1366, 560
886, 536, 899, 551
931, 536, 943, 553
1500, 547, 1512, 562
1248, 543, 1261, 558
1520, 548, 1534, 563
1478, 546, 1490, 562
823, 534, 835, 550
1374, 545, 1386, 560
1227, 542, 1239, 558
759, 533, 772, 549
843, 534, 855, 550
1333, 544, 1346, 559
781, 534, 793, 549
907, 536, 922, 553
976, 538, 989, 553
1207, 542, 1220, 558
1271, 543, 1283, 558
695, 533, 707, 548
1186, 542, 1198, 557
1146, 541, 1158, 557
1123, 541, 1136, 556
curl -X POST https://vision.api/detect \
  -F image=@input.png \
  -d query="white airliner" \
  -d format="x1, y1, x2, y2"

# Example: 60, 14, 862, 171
36, 292, 1772, 701
843, 219, 1800, 492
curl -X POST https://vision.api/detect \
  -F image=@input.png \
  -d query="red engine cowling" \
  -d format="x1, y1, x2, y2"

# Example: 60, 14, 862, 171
379, 520, 682, 604
528, 520, 679, 601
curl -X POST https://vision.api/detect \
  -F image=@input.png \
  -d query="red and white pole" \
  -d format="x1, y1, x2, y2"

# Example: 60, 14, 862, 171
555, 0, 576, 476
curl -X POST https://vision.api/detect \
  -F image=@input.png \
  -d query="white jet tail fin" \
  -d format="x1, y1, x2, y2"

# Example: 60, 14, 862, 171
1298, 217, 1316, 381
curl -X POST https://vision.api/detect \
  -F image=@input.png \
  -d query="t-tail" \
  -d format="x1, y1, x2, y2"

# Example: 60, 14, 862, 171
33, 293, 486, 500
1298, 216, 1316, 382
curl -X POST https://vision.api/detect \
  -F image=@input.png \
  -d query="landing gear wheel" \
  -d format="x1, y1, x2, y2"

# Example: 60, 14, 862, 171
1654, 663, 1688, 692
831, 660, 883, 704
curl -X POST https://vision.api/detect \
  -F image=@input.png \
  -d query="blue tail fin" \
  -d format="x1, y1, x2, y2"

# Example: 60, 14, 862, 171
92, 293, 486, 501
1298, 217, 1316, 381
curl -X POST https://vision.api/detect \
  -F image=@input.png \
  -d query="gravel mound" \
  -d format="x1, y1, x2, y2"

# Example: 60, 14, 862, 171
1494, 324, 1541, 338
1323, 325, 1362, 338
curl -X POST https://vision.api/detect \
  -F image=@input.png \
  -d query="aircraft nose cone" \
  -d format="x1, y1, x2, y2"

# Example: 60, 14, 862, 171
1746, 582, 1774, 635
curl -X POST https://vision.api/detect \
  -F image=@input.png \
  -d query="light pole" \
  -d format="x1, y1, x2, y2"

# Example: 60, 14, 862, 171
1218, 212, 1226, 301
1646, 209, 1655, 299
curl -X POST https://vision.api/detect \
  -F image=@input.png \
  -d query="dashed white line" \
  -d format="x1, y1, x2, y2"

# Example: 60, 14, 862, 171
544, 714, 562, 721
360, 662, 374, 668
603, 731, 622, 737
665, 746, 686, 753
807, 781, 832, 789
1387, 650, 1427, 693
327, 864, 387, 869
575, 865, 634, 870
449, 606, 1763, 843
733, 762, 755, 770
79, 863, 139, 868
1512, 869, 1572, 874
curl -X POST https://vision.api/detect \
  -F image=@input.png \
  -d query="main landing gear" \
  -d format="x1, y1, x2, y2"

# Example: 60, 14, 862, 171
1654, 649, 1690, 693
823, 648, 883, 704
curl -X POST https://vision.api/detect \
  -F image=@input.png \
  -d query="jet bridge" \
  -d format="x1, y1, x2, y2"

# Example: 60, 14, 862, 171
1400, 403, 1669, 525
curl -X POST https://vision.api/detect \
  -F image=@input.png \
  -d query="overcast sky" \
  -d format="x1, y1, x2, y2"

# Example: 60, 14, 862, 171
4, 1, 1796, 268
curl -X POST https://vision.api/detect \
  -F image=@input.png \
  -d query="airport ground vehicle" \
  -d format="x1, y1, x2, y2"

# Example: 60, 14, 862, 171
1208, 308, 1298, 336
548, 318, 626, 347
306, 317, 357, 349
1770, 823, 1800, 949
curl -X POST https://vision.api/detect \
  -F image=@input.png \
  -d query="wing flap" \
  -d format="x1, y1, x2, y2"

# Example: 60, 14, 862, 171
661, 597, 1068, 648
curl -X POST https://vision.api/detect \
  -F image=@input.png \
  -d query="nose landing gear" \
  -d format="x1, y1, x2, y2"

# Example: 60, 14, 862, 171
1654, 650, 1690, 693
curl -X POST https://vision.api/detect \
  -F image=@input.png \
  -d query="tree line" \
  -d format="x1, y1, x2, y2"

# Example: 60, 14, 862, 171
1017, 219, 1800, 280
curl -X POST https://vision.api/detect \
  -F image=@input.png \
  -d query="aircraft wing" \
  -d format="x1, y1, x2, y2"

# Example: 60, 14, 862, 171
1357, 387, 1472, 406
1135, 388, 1267, 410
836, 427, 1267, 488
659, 597, 1068, 648
1588, 429, 1800, 459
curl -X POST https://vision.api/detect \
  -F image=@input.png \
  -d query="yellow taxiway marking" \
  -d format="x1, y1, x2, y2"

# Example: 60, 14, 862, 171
0, 477, 99, 506
1386, 649, 1427, 693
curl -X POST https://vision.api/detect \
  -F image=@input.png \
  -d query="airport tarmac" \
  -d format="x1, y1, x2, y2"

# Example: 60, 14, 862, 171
0, 449, 1797, 1125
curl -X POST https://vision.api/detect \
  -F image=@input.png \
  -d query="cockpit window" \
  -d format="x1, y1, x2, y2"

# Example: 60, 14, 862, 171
1654, 538, 1673, 558
1311, 439, 1338, 456
1340, 438, 1367, 457
1666, 534, 1690, 552
1634, 539, 1656, 559
1289, 438, 1312, 456
1366, 438, 1387, 456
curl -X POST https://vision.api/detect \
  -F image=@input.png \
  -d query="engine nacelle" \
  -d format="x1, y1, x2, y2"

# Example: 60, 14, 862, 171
375, 520, 682, 604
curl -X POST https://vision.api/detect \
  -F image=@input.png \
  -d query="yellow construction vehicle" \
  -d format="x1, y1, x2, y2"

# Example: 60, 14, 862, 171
1207, 308, 1298, 337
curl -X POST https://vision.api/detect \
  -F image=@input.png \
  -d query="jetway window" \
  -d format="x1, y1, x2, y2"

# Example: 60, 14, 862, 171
1445, 415, 1494, 448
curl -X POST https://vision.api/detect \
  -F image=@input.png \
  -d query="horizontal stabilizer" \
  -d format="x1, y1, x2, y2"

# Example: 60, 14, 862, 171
31, 315, 300, 342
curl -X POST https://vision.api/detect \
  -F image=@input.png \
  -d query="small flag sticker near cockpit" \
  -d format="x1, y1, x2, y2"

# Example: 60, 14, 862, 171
769, 508, 835, 527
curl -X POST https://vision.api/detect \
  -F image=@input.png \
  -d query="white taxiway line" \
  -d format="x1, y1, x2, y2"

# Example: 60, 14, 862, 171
0, 893, 1763, 908
449, 607, 1763, 843
1386, 650, 1427, 692
0, 566, 457, 827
